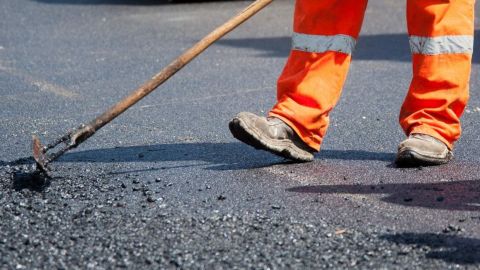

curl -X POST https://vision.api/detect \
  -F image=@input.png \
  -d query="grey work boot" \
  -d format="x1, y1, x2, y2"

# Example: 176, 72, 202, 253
229, 112, 315, 162
395, 133, 453, 166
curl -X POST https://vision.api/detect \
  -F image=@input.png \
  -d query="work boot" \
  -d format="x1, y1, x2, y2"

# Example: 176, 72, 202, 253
395, 133, 453, 166
229, 112, 315, 162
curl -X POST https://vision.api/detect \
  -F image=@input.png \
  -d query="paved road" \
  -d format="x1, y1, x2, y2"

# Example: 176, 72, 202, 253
1, 0, 480, 269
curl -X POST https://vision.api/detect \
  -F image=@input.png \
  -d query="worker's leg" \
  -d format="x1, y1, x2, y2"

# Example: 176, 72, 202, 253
400, 0, 474, 150
269, 0, 369, 151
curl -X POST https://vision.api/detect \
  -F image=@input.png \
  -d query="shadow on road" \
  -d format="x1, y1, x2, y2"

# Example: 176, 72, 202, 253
381, 233, 480, 265
49, 142, 395, 170
288, 179, 480, 211
217, 30, 480, 63
319, 149, 395, 162
57, 142, 280, 171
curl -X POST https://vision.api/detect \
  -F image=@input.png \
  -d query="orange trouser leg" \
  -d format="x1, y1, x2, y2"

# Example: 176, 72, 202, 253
269, 0, 368, 151
400, 0, 475, 149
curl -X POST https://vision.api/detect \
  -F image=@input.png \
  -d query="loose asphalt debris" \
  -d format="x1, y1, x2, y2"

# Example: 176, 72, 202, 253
1, 162, 480, 269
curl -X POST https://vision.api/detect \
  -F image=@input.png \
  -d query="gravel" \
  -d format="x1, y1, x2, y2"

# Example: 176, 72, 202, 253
1, 162, 480, 269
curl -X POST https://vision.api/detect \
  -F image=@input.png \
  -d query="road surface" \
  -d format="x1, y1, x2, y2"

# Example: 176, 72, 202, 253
1, 0, 480, 268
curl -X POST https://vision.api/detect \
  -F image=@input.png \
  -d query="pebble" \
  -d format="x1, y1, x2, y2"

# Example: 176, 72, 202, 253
443, 225, 463, 233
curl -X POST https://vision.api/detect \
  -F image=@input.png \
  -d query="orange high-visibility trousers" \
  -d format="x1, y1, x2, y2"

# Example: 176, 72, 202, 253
269, 0, 474, 151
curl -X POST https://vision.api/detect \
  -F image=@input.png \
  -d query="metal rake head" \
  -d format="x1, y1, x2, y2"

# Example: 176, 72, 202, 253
32, 135, 49, 173
32, 125, 95, 174
32, 133, 72, 174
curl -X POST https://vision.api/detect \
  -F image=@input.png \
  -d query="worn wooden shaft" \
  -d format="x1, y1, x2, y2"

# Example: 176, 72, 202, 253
82, 0, 273, 138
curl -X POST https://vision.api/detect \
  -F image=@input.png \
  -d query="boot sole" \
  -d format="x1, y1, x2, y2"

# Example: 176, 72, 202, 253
395, 149, 453, 167
229, 117, 313, 162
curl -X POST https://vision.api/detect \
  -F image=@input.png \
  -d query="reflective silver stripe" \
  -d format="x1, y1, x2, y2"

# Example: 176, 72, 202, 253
292, 32, 356, 54
409, 35, 474, 55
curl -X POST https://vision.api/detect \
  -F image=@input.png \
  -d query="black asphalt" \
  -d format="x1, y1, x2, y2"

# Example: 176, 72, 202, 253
1, 0, 480, 269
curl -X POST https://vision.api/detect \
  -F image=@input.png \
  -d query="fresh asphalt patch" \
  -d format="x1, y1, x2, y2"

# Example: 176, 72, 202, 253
1, 160, 480, 269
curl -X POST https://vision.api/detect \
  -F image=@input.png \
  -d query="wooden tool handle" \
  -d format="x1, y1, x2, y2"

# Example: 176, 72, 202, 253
86, 0, 273, 134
